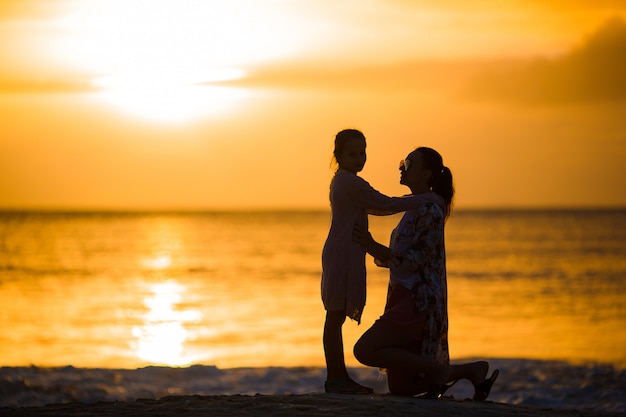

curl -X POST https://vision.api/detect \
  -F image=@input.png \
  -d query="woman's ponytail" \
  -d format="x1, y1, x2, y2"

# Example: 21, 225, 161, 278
415, 147, 454, 220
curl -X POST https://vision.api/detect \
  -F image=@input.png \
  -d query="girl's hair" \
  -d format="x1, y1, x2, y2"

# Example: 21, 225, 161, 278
331, 129, 366, 172
414, 147, 454, 219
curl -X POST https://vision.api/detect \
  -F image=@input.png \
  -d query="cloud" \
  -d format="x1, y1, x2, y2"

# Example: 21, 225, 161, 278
523, 0, 626, 11
464, 16, 626, 104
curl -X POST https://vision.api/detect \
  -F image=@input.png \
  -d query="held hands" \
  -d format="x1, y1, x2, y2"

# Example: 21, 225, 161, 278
352, 223, 373, 246
353, 223, 390, 268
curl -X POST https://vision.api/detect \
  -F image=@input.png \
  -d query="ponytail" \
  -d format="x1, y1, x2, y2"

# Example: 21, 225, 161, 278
431, 165, 454, 220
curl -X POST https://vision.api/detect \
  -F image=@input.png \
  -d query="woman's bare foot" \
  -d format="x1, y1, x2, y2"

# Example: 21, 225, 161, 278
466, 361, 499, 401
474, 369, 499, 400
467, 361, 489, 387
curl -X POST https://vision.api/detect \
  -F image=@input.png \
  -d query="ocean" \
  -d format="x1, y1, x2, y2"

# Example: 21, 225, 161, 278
1, 209, 625, 411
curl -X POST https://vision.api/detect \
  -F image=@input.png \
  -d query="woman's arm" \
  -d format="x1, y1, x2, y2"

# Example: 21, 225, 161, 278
353, 224, 391, 267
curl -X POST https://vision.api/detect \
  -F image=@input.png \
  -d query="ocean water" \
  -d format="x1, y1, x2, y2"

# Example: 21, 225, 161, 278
1, 209, 625, 411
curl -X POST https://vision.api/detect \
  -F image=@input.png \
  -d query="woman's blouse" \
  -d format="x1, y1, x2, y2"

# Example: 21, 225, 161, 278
388, 202, 450, 364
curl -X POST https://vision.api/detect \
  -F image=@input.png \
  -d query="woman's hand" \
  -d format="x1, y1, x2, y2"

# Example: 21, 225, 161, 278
352, 223, 372, 246
353, 222, 391, 267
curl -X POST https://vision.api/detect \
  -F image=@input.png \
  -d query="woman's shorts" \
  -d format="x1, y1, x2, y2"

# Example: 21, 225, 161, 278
373, 284, 425, 344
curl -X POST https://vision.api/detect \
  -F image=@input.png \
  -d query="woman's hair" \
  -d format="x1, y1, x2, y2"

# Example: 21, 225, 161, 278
414, 147, 454, 219
331, 129, 366, 172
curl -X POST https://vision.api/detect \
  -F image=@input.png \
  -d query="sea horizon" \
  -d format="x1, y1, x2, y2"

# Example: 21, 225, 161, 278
1, 205, 625, 214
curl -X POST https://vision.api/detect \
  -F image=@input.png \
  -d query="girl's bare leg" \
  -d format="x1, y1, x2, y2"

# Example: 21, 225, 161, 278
323, 310, 373, 393
323, 310, 349, 381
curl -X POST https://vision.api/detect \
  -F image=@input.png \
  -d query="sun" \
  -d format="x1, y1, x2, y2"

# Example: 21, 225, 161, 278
50, 0, 303, 122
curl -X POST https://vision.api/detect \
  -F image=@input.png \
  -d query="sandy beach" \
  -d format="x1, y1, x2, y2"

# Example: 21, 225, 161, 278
3, 394, 626, 417
2, 362, 625, 413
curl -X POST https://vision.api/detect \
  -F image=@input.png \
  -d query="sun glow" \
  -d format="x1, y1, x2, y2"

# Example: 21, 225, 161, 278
94, 82, 249, 123
50, 0, 303, 122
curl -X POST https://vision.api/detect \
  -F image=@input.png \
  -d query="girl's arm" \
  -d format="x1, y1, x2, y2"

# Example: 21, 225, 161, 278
352, 176, 443, 215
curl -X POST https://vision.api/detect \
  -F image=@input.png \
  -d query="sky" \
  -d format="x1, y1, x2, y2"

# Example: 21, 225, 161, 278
1, 0, 625, 210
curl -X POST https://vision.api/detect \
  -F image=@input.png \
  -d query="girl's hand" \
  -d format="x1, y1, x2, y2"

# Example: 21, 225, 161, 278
374, 257, 389, 268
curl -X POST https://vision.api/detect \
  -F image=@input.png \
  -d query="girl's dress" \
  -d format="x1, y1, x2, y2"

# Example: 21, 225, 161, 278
321, 170, 440, 324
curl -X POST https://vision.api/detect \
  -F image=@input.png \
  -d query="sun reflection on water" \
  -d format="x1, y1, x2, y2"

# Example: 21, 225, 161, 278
141, 255, 172, 270
132, 281, 202, 366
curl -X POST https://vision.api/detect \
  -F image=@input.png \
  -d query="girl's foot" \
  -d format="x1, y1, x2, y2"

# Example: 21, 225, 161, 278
324, 378, 374, 394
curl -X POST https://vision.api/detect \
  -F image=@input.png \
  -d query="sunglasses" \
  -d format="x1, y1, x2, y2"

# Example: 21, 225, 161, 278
399, 158, 414, 172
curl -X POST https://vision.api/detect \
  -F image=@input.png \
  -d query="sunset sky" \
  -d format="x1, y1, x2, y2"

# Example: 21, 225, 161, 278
1, 0, 625, 210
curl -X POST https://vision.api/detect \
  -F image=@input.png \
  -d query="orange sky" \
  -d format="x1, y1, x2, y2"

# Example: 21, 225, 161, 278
1, 0, 625, 210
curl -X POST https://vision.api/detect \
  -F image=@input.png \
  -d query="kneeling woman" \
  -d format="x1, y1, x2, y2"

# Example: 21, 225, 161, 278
353, 146, 498, 399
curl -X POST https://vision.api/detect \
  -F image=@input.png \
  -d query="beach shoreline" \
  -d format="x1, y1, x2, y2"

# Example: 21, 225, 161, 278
1, 361, 625, 413
2, 394, 626, 417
